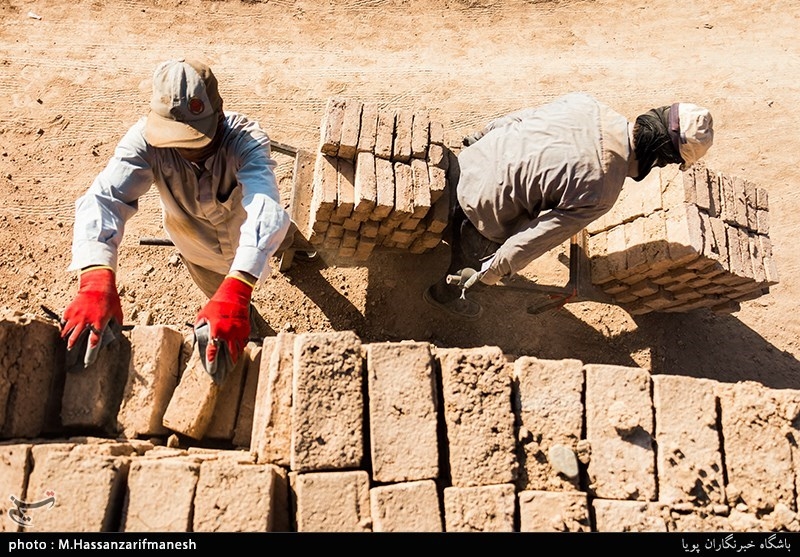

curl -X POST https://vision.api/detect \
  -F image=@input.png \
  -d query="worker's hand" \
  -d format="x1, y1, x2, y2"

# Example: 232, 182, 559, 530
462, 131, 485, 146
60, 266, 124, 358
194, 275, 253, 367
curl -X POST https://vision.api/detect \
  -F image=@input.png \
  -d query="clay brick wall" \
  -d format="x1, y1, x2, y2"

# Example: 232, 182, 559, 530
2, 312, 800, 532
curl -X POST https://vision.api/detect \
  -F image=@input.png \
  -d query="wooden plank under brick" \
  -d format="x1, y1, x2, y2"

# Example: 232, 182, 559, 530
319, 97, 346, 156
338, 98, 363, 161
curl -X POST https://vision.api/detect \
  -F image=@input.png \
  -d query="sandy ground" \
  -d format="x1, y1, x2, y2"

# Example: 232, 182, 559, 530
0, 0, 798, 390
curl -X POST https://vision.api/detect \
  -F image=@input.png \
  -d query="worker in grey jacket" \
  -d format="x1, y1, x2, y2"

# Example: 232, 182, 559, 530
424, 92, 714, 319
61, 58, 291, 379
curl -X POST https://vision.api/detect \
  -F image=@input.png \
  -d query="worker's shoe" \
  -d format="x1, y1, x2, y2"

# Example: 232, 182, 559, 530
423, 285, 483, 320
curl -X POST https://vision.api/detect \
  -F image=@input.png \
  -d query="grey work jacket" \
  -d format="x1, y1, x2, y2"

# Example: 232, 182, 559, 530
456, 92, 632, 285
69, 112, 291, 282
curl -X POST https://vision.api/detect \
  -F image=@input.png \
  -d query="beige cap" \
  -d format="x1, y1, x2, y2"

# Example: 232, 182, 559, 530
670, 102, 714, 170
145, 59, 223, 149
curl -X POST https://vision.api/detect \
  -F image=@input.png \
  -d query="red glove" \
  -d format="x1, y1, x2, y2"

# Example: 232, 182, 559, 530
195, 276, 253, 366
61, 266, 124, 351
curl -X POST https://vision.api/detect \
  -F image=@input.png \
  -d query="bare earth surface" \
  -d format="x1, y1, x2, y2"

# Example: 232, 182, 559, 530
0, 0, 798, 392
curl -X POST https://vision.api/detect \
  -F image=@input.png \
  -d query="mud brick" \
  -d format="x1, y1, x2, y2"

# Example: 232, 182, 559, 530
392, 108, 413, 163
326, 222, 344, 239
443, 484, 516, 532
359, 219, 379, 238
588, 231, 613, 285
411, 112, 430, 159
726, 226, 749, 279
338, 98, 363, 161
251, 335, 292, 467
760, 236, 779, 285
519, 490, 591, 532
233, 344, 263, 448
0, 443, 30, 532
193, 457, 289, 532
592, 500, 670, 532
373, 156, 395, 219
625, 167, 663, 217
353, 151, 377, 218
357, 102, 379, 154
612, 292, 640, 304
743, 179, 758, 231
424, 191, 450, 234
410, 157, 432, 219
61, 328, 131, 434
661, 165, 695, 209
399, 216, 421, 232
514, 357, 583, 492
375, 107, 396, 160
628, 279, 660, 297
27, 442, 132, 531
690, 162, 711, 212
322, 233, 341, 250
637, 289, 678, 311
319, 97, 346, 156
584, 364, 655, 501
336, 246, 356, 257
308, 153, 338, 231
756, 205, 770, 236
387, 161, 414, 229
389, 228, 415, 244
707, 170, 723, 218
367, 342, 438, 483
206, 342, 256, 442
340, 229, 359, 249
599, 280, 630, 295
719, 173, 737, 225
311, 218, 330, 234
0, 313, 62, 439
428, 119, 445, 145
604, 224, 628, 280
354, 237, 377, 260
122, 456, 200, 532
652, 375, 724, 508
665, 203, 703, 267
335, 158, 355, 219
426, 142, 448, 170
623, 217, 649, 276
292, 470, 371, 532
428, 164, 447, 203
329, 212, 345, 226
342, 216, 362, 231
162, 342, 230, 440
370, 480, 442, 532
747, 231, 766, 284
716, 381, 797, 514
292, 331, 364, 472
732, 176, 750, 228
438, 347, 518, 487
116, 325, 183, 439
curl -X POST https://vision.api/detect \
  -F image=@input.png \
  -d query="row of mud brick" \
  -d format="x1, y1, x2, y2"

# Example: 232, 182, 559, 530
2, 310, 800, 532
303, 97, 451, 259
586, 162, 778, 315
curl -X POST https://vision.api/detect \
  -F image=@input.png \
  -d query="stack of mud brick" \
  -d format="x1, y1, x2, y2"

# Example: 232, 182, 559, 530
304, 97, 451, 259
586, 163, 779, 315
3, 311, 800, 532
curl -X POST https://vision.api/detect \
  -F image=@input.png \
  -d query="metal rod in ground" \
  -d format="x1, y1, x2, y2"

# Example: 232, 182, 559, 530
140, 238, 175, 246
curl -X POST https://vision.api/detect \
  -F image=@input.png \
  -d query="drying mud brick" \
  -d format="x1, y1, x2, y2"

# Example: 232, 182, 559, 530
205, 342, 254, 441
161, 344, 221, 440
356, 102, 379, 154
193, 457, 289, 532
338, 98, 363, 161
392, 108, 413, 163
27, 442, 132, 531
0, 313, 62, 439
292, 470, 372, 532
410, 158, 431, 219
716, 381, 797, 515
353, 151, 377, 218
61, 330, 131, 434
291, 331, 364, 472
367, 342, 439, 483
652, 375, 725, 508
335, 158, 355, 219
410, 112, 430, 159
0, 443, 30, 532
438, 347, 518, 487
319, 97, 345, 156
373, 156, 395, 220
251, 335, 292, 467
374, 108, 396, 160
369, 480, 442, 532
591, 499, 670, 532
514, 357, 583, 491
116, 325, 183, 439
121, 456, 200, 532
232, 345, 262, 448
309, 153, 338, 231
584, 364, 656, 501
518, 490, 591, 532
391, 161, 414, 225
443, 484, 516, 532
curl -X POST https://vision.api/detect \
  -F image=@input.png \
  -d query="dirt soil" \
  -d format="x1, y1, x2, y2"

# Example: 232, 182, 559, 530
0, 0, 798, 391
